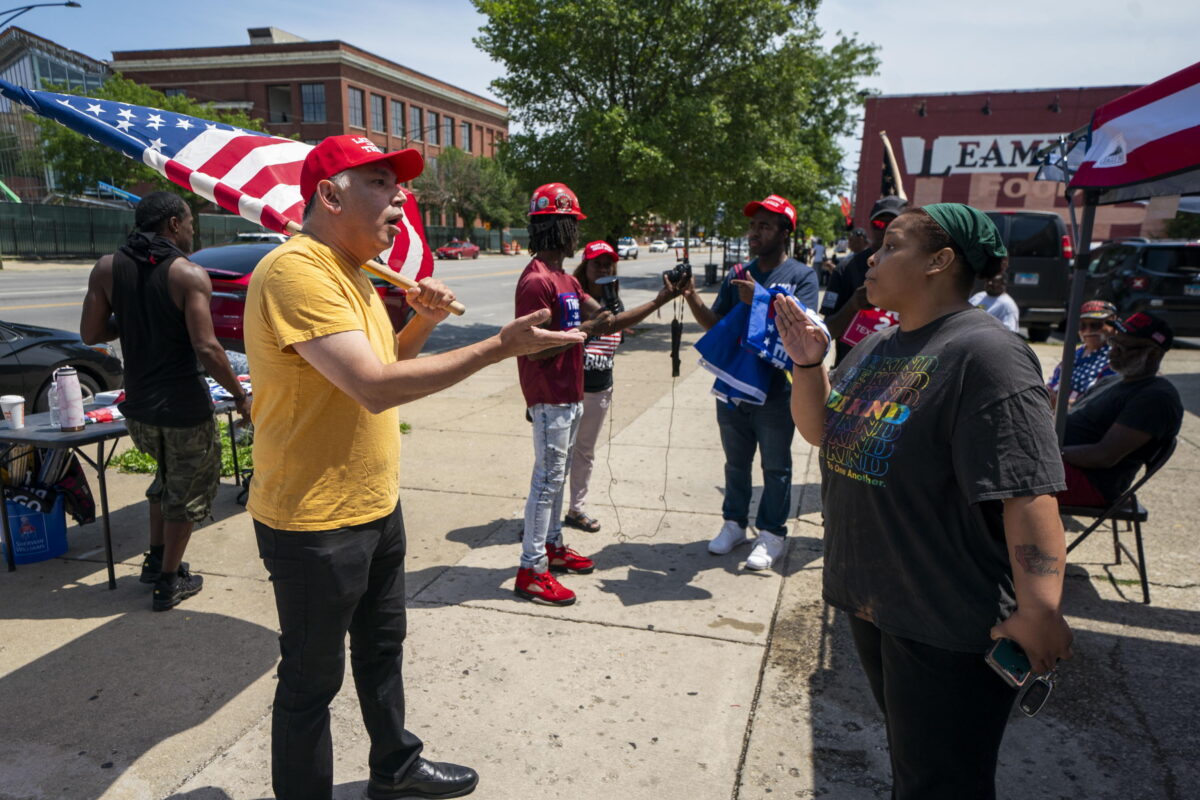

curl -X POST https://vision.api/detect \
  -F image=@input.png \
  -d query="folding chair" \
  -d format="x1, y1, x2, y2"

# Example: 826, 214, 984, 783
1060, 437, 1177, 604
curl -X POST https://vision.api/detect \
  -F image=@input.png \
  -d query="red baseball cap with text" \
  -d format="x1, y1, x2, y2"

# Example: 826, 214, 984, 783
1113, 311, 1173, 350
300, 135, 424, 201
743, 195, 797, 230
582, 240, 618, 261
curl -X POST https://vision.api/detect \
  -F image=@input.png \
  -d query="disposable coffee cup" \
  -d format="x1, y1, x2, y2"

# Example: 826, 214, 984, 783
0, 394, 25, 429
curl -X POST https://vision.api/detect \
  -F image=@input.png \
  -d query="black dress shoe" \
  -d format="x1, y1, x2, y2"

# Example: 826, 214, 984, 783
366, 758, 479, 799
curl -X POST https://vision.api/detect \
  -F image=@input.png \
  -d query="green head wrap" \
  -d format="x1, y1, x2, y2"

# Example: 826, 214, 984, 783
921, 203, 1007, 274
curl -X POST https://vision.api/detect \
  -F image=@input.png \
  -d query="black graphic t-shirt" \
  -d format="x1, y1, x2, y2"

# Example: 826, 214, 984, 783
1064, 375, 1182, 501
820, 309, 1065, 652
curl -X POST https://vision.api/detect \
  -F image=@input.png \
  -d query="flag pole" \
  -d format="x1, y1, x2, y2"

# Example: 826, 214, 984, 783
284, 220, 466, 316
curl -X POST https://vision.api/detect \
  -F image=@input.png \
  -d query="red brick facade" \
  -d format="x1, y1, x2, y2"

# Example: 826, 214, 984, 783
111, 35, 508, 160
855, 86, 1181, 241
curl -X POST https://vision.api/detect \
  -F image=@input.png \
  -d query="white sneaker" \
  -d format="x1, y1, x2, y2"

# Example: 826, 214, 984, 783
708, 520, 751, 555
745, 531, 786, 571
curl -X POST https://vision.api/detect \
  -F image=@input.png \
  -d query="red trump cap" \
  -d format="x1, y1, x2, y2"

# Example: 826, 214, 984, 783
582, 240, 618, 261
300, 135, 424, 202
743, 194, 797, 230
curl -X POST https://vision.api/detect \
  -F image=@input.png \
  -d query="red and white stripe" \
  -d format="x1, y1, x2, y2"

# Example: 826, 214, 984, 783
142, 128, 433, 282
1070, 60, 1200, 198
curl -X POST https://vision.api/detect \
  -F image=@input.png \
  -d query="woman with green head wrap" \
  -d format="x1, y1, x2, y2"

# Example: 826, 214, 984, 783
772, 202, 1075, 800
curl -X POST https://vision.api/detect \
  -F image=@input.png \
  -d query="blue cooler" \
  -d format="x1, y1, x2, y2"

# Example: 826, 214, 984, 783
4, 495, 68, 564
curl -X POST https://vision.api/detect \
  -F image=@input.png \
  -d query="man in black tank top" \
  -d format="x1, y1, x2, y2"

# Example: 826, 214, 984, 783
81, 192, 251, 611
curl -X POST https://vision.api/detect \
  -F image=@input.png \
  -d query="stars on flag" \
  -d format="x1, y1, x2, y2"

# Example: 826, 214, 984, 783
116, 107, 135, 121
146, 113, 164, 130
147, 137, 166, 152
85, 102, 103, 116
174, 118, 193, 130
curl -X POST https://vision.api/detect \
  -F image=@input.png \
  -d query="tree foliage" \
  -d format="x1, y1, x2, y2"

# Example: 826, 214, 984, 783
1163, 212, 1200, 240
413, 147, 527, 236
472, 0, 878, 240
35, 75, 267, 214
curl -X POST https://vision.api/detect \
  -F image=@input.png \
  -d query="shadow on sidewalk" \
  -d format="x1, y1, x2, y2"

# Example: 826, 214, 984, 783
0, 609, 278, 799
788, 566, 1200, 798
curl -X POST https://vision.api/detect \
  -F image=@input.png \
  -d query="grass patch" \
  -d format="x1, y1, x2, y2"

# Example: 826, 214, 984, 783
113, 422, 252, 478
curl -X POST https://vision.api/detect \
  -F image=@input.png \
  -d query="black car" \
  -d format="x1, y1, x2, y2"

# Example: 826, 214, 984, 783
1086, 240, 1200, 336
984, 211, 1074, 342
0, 320, 124, 413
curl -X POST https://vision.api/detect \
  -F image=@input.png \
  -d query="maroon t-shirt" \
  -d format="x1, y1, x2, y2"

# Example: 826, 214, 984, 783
515, 258, 584, 406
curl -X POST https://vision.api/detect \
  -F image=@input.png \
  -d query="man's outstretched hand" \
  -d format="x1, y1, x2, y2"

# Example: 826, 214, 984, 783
499, 309, 586, 357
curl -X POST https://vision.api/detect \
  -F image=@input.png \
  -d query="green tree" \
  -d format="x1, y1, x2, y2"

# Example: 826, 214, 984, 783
1163, 212, 1200, 240
473, 0, 878, 241
35, 75, 267, 217
413, 147, 528, 238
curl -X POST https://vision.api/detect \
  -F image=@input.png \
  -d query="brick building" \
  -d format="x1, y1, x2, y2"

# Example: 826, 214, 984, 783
854, 85, 1182, 242
111, 27, 509, 227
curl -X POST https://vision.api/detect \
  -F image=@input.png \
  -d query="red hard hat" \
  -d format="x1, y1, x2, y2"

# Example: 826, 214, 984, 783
528, 182, 586, 220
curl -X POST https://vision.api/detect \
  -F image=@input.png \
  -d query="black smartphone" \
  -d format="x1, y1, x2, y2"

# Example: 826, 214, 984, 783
985, 638, 1032, 688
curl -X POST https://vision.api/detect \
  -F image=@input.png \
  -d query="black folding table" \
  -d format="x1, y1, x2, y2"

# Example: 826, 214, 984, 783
1, 412, 127, 588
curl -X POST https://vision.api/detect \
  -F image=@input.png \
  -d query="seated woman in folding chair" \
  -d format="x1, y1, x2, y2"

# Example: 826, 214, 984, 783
1059, 312, 1183, 507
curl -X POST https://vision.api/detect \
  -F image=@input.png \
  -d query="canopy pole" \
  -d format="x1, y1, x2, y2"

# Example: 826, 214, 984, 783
1054, 192, 1098, 443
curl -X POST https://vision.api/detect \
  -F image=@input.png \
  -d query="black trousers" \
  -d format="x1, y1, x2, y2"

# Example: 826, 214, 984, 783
847, 616, 1017, 800
255, 500, 423, 800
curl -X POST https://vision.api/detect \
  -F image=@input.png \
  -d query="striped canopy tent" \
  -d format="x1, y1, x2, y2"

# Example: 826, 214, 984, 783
1053, 60, 1200, 439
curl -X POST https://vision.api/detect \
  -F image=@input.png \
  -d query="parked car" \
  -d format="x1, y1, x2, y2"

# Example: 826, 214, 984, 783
229, 231, 288, 245
189, 243, 412, 352
617, 237, 639, 259
1086, 239, 1200, 337
0, 320, 124, 413
649, 240, 668, 253
435, 240, 480, 260
983, 211, 1074, 341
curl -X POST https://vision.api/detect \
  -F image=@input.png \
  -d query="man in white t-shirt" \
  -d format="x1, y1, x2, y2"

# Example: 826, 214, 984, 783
969, 273, 1020, 333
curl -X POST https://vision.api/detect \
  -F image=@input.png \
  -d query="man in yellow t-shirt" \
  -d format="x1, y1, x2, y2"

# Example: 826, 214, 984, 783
245, 135, 584, 800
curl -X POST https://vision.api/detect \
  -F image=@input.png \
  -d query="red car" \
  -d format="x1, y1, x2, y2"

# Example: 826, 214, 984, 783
435, 240, 480, 260
191, 243, 411, 352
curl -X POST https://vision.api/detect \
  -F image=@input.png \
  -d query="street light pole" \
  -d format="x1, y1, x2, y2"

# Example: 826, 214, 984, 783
0, 2, 81, 29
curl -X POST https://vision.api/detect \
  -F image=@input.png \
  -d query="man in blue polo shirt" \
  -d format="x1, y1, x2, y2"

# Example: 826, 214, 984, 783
679, 194, 819, 571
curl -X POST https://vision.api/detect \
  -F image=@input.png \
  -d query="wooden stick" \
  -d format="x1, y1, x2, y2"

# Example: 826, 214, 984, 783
879, 130, 908, 202
284, 221, 466, 316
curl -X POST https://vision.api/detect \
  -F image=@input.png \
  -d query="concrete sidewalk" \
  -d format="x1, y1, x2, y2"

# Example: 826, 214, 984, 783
1, 320, 1198, 800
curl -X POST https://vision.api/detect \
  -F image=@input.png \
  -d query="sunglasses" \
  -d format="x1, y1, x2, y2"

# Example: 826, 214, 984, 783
1079, 320, 1108, 331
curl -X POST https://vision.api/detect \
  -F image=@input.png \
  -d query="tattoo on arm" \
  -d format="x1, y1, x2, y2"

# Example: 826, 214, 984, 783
1015, 545, 1060, 576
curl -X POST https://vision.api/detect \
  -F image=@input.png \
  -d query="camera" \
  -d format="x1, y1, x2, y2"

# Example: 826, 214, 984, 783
663, 260, 692, 289
594, 275, 621, 314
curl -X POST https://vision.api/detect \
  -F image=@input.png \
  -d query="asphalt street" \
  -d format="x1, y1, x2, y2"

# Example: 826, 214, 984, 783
0, 248, 705, 356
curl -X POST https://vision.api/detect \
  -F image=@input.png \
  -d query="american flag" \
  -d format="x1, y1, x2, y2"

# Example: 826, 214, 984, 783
0, 78, 434, 281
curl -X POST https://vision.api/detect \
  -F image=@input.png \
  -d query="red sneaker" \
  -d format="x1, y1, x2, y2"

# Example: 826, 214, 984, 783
546, 543, 595, 574
514, 568, 577, 606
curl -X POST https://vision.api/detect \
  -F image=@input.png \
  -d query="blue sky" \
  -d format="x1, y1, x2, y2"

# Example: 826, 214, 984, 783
21, 0, 1200, 175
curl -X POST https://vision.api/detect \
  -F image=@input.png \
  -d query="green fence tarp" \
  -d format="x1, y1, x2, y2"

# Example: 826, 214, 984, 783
0, 203, 262, 259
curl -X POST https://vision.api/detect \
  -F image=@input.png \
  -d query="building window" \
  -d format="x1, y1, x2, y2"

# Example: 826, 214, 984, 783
391, 100, 405, 137
301, 83, 326, 123
409, 106, 423, 140
164, 88, 186, 98
427, 111, 439, 146
347, 86, 365, 128
460, 121, 473, 153
370, 94, 385, 132
267, 84, 292, 123
442, 116, 455, 148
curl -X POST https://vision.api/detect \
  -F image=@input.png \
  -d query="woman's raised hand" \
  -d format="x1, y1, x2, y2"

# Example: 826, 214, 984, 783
773, 295, 829, 366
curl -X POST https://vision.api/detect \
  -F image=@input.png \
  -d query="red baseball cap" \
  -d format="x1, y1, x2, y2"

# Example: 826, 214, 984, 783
743, 194, 797, 230
300, 135, 424, 202
582, 240, 618, 261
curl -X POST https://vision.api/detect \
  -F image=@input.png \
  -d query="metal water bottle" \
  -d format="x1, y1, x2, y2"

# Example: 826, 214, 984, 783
54, 366, 86, 431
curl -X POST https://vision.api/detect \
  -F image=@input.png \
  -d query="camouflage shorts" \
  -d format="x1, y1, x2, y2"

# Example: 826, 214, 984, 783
126, 417, 221, 523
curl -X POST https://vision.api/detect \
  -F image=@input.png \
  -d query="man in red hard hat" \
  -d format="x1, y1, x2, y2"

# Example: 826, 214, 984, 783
513, 182, 676, 605
244, 136, 584, 800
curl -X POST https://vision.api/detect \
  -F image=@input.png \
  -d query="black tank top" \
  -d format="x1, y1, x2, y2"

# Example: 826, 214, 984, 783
111, 232, 212, 427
